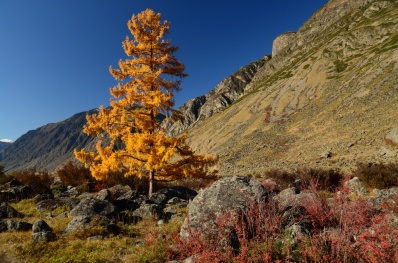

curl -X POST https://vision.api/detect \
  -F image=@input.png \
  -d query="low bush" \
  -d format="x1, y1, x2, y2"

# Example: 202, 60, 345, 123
169, 187, 398, 262
351, 162, 398, 189
265, 167, 345, 191
57, 161, 94, 188
7, 168, 52, 194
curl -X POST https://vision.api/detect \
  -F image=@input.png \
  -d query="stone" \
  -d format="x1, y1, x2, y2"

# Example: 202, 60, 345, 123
0, 202, 19, 218
33, 193, 54, 203
367, 187, 398, 208
69, 196, 118, 218
32, 219, 53, 233
32, 229, 56, 242
150, 186, 197, 205
132, 203, 164, 220
344, 177, 369, 196
96, 189, 112, 201
63, 215, 118, 235
0, 220, 32, 233
108, 185, 137, 200
35, 197, 80, 213
32, 219, 56, 242
180, 176, 267, 244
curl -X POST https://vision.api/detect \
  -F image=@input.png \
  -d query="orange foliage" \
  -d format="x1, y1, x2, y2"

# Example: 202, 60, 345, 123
74, 9, 217, 195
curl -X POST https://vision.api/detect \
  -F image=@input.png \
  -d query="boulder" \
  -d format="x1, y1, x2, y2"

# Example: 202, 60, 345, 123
108, 185, 137, 200
63, 215, 119, 235
33, 192, 54, 203
150, 186, 197, 205
0, 220, 32, 233
96, 189, 112, 201
132, 203, 164, 220
180, 176, 267, 242
69, 196, 118, 218
368, 187, 398, 208
344, 177, 369, 196
0, 202, 19, 218
272, 187, 315, 210
35, 197, 80, 213
32, 219, 56, 242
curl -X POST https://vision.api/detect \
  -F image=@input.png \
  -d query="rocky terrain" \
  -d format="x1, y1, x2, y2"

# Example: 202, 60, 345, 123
0, 170, 397, 262
0, 0, 397, 178
185, 0, 398, 175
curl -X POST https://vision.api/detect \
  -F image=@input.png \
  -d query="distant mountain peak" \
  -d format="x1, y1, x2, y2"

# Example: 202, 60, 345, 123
0, 139, 13, 143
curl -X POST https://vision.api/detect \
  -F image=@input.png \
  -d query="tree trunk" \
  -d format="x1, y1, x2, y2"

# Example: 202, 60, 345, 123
149, 169, 154, 196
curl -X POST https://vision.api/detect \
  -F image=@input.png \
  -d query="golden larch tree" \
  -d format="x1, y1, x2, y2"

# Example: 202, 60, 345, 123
74, 8, 217, 195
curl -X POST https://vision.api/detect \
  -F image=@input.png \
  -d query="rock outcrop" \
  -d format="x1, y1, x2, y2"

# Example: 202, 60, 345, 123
162, 56, 271, 136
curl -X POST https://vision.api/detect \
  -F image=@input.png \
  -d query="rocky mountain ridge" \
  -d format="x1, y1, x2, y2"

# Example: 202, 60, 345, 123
0, 110, 99, 172
186, 0, 398, 175
1, 0, 397, 175
162, 56, 271, 136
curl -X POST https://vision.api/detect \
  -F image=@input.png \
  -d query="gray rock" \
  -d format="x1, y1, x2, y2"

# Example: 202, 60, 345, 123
180, 176, 267, 243
32, 231, 56, 242
96, 189, 112, 201
367, 187, 398, 207
0, 220, 32, 233
63, 215, 118, 234
32, 219, 53, 233
35, 197, 80, 213
344, 177, 369, 196
108, 185, 137, 200
32, 220, 56, 242
132, 203, 164, 220
69, 196, 118, 218
150, 186, 197, 205
0, 202, 19, 218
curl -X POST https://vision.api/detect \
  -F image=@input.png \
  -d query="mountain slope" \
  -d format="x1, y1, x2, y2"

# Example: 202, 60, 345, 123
0, 140, 12, 150
185, 0, 398, 175
0, 110, 98, 172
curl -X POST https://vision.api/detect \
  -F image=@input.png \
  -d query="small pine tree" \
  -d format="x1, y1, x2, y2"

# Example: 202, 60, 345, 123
75, 9, 217, 195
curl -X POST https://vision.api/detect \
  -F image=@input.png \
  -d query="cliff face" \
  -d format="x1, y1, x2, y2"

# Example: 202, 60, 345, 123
162, 56, 271, 136
185, 0, 398, 175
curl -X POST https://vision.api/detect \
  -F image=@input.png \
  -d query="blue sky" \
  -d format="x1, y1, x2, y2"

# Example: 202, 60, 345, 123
0, 0, 328, 141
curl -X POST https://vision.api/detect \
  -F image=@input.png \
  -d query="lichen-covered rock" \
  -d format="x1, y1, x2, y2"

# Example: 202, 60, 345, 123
32, 219, 56, 242
63, 215, 119, 235
180, 176, 267, 241
132, 203, 164, 220
96, 189, 112, 201
69, 196, 118, 218
149, 186, 197, 205
35, 197, 80, 213
344, 177, 369, 196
